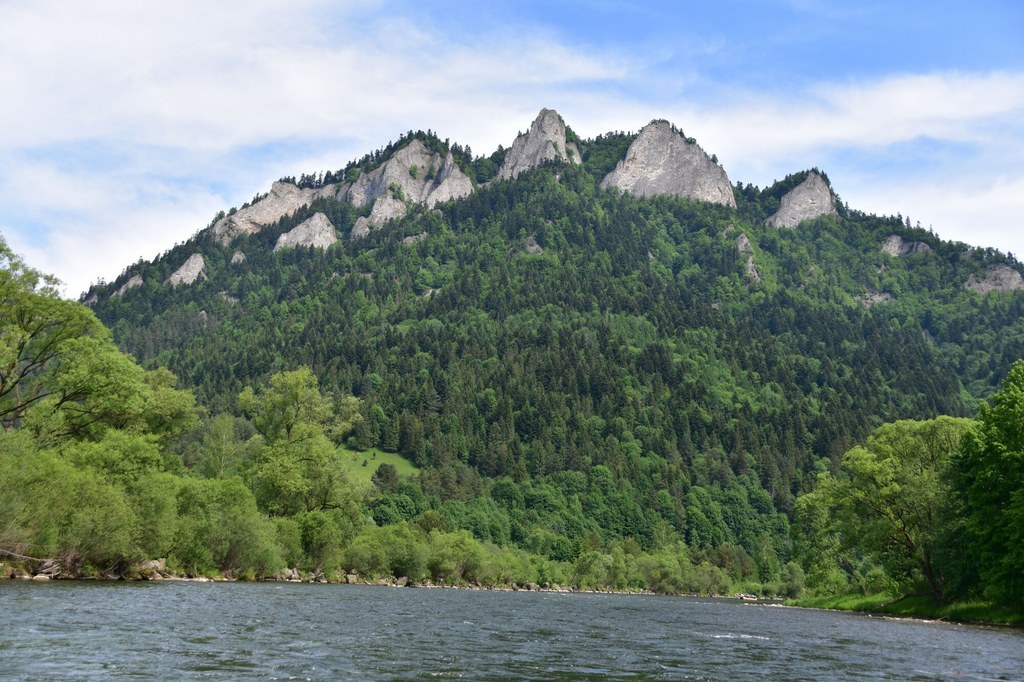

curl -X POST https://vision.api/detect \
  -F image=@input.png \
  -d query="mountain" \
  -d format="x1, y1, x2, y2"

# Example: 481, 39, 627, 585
85, 108, 1024, 569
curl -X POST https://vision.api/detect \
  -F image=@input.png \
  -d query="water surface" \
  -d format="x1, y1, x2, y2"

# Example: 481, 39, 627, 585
1, 582, 1021, 679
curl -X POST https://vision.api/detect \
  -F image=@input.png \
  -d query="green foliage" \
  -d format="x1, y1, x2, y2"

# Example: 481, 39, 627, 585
952, 360, 1024, 605
802, 418, 972, 600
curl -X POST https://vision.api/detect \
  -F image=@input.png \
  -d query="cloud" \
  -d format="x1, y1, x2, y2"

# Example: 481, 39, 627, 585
1, 1, 1022, 295
667, 71, 1024, 254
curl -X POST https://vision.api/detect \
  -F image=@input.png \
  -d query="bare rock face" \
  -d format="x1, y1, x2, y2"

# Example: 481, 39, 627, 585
274, 212, 338, 252
857, 291, 895, 307
766, 172, 837, 228
231, 251, 246, 265
167, 254, 206, 287
498, 109, 579, 181
735, 233, 761, 284
347, 140, 472, 238
213, 182, 338, 245
522, 235, 544, 255
112, 274, 143, 297
880, 235, 933, 257
965, 265, 1024, 293
600, 121, 735, 207
350, 216, 372, 240
402, 232, 428, 246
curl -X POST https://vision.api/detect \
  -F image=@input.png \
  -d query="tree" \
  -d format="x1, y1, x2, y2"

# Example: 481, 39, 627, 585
198, 413, 247, 479
241, 368, 364, 516
952, 361, 1024, 604
0, 236, 126, 434
829, 417, 972, 600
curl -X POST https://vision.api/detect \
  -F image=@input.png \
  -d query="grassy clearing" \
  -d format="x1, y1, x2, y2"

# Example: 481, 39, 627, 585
337, 446, 420, 484
789, 593, 1024, 627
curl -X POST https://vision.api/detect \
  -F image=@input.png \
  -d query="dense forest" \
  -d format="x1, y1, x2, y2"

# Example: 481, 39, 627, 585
4, 125, 1023, 611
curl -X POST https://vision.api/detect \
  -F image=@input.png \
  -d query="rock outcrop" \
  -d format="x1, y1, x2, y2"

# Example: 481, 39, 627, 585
274, 212, 338, 251
600, 121, 735, 207
498, 109, 580, 181
167, 254, 206, 287
964, 265, 1024, 293
735, 233, 761, 284
857, 290, 895, 307
112, 274, 143, 297
766, 172, 837, 228
212, 182, 338, 244
522, 235, 544, 255
231, 251, 246, 265
880, 235, 933, 257
401, 232, 428, 246
347, 140, 472, 238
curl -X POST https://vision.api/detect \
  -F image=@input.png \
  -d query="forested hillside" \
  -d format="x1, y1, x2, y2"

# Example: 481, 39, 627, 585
63, 117, 1024, 599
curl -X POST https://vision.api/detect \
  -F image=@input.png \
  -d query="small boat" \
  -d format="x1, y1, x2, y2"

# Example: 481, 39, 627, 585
737, 593, 758, 601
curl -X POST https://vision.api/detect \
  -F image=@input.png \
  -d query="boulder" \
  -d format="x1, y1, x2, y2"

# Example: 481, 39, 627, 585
766, 172, 837, 228
274, 212, 338, 251
600, 120, 735, 207
230, 251, 246, 265
498, 108, 579, 181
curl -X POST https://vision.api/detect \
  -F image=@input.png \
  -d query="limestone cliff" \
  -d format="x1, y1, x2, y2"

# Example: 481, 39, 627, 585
600, 121, 735, 207
166, 254, 206, 287
274, 213, 338, 252
880, 235, 933, 257
498, 109, 579, 181
212, 182, 338, 245
766, 172, 837, 228
112, 274, 143, 298
965, 265, 1024, 293
346, 140, 473, 238
735, 233, 761, 284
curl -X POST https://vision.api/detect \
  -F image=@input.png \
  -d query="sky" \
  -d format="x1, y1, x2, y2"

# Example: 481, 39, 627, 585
1, 0, 1022, 297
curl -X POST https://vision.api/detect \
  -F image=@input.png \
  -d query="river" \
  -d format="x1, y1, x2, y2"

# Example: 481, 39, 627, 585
1, 582, 1021, 679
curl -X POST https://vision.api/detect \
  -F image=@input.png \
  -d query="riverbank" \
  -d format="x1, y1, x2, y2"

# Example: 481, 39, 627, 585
789, 593, 1024, 627
1, 558, 665, 596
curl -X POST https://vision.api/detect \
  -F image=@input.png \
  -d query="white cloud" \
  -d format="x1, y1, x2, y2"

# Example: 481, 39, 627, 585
1, 0, 1022, 295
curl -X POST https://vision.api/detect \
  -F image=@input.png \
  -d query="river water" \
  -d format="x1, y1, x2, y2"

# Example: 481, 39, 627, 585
1, 582, 1021, 680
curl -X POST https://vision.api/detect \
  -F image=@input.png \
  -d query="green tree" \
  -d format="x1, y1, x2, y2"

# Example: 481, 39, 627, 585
828, 417, 972, 600
953, 361, 1024, 604
241, 367, 365, 516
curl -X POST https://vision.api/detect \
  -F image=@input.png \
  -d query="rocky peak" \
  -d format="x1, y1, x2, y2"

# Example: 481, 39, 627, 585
599, 121, 735, 207
212, 181, 339, 245
498, 109, 580, 181
274, 213, 338, 252
166, 253, 206, 287
347, 139, 473, 239
965, 265, 1024, 294
766, 172, 837, 228
112, 274, 143, 298
880, 234, 933, 257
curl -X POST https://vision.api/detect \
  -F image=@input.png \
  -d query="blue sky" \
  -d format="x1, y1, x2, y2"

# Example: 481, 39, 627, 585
1, 0, 1022, 296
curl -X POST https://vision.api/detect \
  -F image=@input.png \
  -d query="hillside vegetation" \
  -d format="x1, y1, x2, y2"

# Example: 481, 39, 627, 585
3, 120, 1022, 610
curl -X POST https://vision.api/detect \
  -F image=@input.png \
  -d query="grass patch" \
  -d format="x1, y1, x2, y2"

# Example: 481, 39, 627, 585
337, 446, 420, 484
789, 592, 1024, 626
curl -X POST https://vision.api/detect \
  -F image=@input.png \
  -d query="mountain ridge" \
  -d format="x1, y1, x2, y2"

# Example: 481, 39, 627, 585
88, 108, 868, 300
